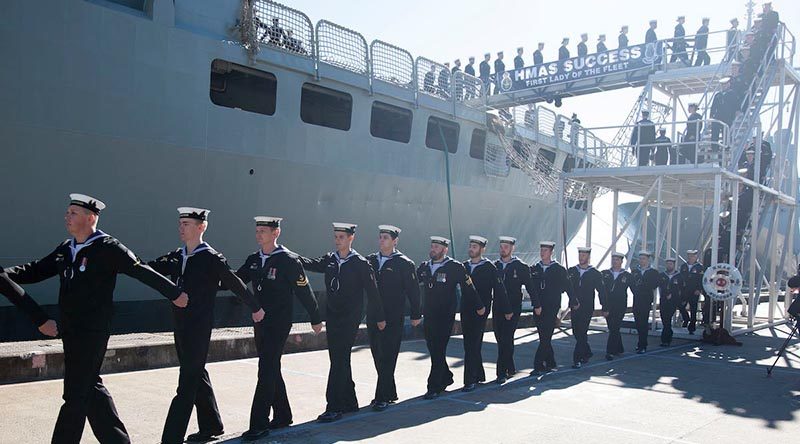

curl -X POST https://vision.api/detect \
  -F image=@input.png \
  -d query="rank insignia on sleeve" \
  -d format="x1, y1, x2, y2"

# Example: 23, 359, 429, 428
296, 275, 308, 286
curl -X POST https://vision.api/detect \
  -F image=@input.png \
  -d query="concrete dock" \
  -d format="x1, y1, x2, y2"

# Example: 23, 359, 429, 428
0, 322, 797, 443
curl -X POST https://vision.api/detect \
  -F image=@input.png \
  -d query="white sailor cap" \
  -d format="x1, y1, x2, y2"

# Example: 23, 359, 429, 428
178, 207, 210, 221
497, 51, 503, 56
621, 25, 629, 31
665, 257, 677, 262
718, 76, 731, 84
598, 34, 606, 40
730, 17, 739, 24
254, 216, 282, 227
332, 222, 357, 234
611, 252, 626, 259
517, 46, 524, 51
650, 19, 658, 25
688, 102, 699, 108
577, 246, 592, 253
498, 236, 517, 245
469, 235, 488, 247
538, 42, 545, 46
639, 250, 652, 257
540, 241, 556, 249
69, 193, 106, 214
484, 52, 491, 57
378, 225, 401, 238
677, 16, 685, 21
562, 37, 569, 43
686, 249, 699, 255
581, 33, 588, 38
430, 236, 450, 247
702, 17, 710, 22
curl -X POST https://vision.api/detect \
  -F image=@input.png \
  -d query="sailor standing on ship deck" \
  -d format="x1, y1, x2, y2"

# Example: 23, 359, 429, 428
151, 207, 265, 444
300, 223, 386, 423
366, 225, 421, 412
630, 251, 661, 354
4, 194, 188, 444
234, 217, 322, 441
567, 247, 606, 368
530, 241, 576, 374
494, 236, 536, 383
601, 252, 631, 360
461, 236, 511, 391
418, 236, 484, 399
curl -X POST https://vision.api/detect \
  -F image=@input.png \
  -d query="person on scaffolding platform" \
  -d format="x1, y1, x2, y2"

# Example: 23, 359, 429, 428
554, 39, 570, 107
533, 42, 545, 65
567, 247, 606, 368
631, 110, 656, 166
464, 56, 476, 99
693, 18, 711, 66
514, 47, 525, 70
530, 241, 577, 375
601, 252, 631, 360
494, 51, 505, 95
646, 20, 658, 44
788, 273, 800, 320
725, 18, 741, 62
577, 33, 589, 57
479, 53, 491, 95
681, 103, 703, 163
653, 128, 672, 165
618, 25, 629, 49
658, 258, 685, 347
671, 16, 690, 66
630, 251, 660, 354
597, 34, 608, 53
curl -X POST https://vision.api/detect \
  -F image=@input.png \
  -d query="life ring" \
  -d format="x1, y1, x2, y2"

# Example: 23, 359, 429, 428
702, 263, 744, 302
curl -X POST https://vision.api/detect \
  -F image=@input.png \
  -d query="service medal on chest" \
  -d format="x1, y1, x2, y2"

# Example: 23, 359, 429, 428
79, 257, 88, 272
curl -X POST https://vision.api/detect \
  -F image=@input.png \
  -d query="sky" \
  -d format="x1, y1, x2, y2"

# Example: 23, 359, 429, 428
286, 0, 799, 266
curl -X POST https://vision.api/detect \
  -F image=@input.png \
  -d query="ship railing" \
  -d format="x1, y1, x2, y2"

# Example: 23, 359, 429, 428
315, 20, 369, 75
453, 71, 486, 102
251, 0, 315, 58
570, 118, 731, 170
415, 57, 452, 100
370, 40, 415, 90
655, 28, 737, 72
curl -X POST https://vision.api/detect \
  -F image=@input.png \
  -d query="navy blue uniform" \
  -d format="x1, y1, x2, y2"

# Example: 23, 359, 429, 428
630, 266, 660, 350
530, 261, 574, 371
495, 257, 532, 377
658, 270, 685, 345
417, 258, 482, 393
679, 261, 705, 332
600, 268, 631, 355
367, 251, 420, 403
567, 266, 606, 364
463, 259, 509, 384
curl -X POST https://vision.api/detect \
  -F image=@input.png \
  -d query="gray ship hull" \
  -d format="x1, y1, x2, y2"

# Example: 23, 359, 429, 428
0, 0, 585, 340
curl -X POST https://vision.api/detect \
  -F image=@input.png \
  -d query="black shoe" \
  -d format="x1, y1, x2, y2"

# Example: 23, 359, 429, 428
637, 348, 646, 354
268, 419, 293, 429
241, 428, 270, 442
581, 357, 589, 364
571, 362, 582, 369
462, 383, 477, 392
423, 391, 440, 400
506, 369, 516, 378
372, 401, 389, 412
660, 342, 669, 347
495, 377, 507, 384
682, 321, 689, 328
688, 330, 695, 335
605, 354, 614, 361
186, 430, 224, 442
530, 369, 543, 376
317, 411, 342, 422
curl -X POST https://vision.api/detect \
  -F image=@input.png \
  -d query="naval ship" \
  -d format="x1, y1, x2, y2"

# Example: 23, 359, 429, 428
0, 0, 591, 340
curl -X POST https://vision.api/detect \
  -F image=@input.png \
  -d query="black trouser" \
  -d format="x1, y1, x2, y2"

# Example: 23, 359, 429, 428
654, 148, 668, 165
571, 307, 593, 364
533, 311, 558, 371
368, 314, 404, 403
660, 297, 677, 344
633, 294, 652, 350
638, 147, 651, 166
424, 314, 455, 393
669, 147, 679, 165
52, 331, 129, 444
710, 122, 724, 143
605, 309, 626, 355
248, 320, 292, 431
680, 142, 697, 164
161, 325, 222, 444
493, 312, 519, 377
461, 310, 488, 385
679, 294, 699, 332
324, 318, 361, 412
694, 50, 710, 66
670, 44, 689, 65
